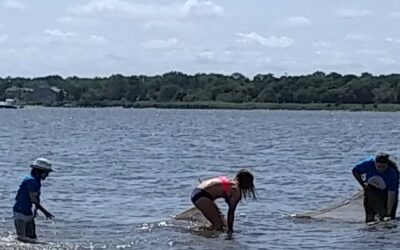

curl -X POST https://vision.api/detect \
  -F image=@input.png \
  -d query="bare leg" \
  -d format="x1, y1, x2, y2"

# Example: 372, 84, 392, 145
194, 197, 224, 230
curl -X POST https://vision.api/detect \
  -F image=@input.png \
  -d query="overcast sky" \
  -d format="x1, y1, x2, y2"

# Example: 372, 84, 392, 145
0, 0, 399, 77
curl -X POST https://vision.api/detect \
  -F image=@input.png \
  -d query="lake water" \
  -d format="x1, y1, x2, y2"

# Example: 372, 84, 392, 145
1, 108, 400, 249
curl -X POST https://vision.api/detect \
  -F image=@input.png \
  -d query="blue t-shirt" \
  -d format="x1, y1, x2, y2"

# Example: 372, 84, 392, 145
13, 174, 41, 216
353, 156, 399, 192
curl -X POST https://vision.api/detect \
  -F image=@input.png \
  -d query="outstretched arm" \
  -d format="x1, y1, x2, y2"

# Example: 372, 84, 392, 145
29, 192, 54, 220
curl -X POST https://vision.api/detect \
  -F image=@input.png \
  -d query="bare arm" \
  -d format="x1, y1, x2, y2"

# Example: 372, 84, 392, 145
352, 169, 367, 189
29, 192, 54, 219
387, 191, 396, 217
386, 165, 399, 218
227, 197, 239, 233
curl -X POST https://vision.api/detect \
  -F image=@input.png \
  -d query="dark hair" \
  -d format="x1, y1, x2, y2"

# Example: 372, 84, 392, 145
376, 153, 390, 164
31, 168, 48, 177
376, 153, 399, 174
236, 169, 257, 200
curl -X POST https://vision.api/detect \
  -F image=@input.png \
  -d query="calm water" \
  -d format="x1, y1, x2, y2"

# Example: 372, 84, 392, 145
1, 108, 400, 249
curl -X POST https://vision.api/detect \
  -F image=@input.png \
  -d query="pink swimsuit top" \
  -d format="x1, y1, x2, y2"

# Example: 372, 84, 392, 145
219, 176, 230, 196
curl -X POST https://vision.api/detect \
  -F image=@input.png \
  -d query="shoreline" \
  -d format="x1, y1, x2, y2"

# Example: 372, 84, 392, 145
15, 102, 400, 112
127, 102, 400, 112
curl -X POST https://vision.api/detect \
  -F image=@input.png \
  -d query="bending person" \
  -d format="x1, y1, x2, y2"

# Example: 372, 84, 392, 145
352, 153, 399, 223
191, 169, 256, 233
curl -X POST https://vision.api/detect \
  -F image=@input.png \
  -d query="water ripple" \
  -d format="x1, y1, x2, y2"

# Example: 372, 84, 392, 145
1, 108, 400, 249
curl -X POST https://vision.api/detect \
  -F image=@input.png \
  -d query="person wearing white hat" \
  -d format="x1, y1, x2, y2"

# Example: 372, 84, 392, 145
352, 153, 399, 223
13, 157, 55, 242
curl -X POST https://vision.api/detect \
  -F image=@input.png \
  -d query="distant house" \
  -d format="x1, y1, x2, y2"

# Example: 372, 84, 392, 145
5, 87, 34, 100
30, 86, 67, 104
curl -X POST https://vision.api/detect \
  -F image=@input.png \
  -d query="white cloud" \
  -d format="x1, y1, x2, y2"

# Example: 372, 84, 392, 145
236, 32, 294, 48
76, 35, 109, 47
0, 34, 9, 43
284, 16, 312, 27
180, 0, 224, 18
2, 0, 26, 10
142, 38, 179, 50
335, 8, 370, 18
194, 50, 233, 64
386, 37, 400, 43
44, 29, 76, 38
197, 50, 214, 61
72, 0, 151, 16
345, 33, 367, 41
89, 34, 106, 44
70, 0, 175, 21
70, 0, 223, 20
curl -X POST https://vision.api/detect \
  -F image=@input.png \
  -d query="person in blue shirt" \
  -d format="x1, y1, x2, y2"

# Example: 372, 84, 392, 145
352, 153, 399, 223
13, 158, 55, 241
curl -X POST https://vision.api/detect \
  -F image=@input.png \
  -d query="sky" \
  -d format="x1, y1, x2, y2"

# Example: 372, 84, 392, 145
0, 0, 399, 77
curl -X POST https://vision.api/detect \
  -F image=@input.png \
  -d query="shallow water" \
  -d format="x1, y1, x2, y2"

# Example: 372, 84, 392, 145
1, 107, 400, 249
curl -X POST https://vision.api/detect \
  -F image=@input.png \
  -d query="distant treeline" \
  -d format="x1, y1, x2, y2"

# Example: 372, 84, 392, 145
1, 71, 400, 105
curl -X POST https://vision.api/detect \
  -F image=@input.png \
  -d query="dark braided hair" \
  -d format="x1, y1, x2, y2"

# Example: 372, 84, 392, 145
376, 153, 399, 175
236, 169, 257, 200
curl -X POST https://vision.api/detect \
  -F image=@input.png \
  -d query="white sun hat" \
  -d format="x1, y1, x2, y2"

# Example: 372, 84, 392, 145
30, 158, 53, 172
